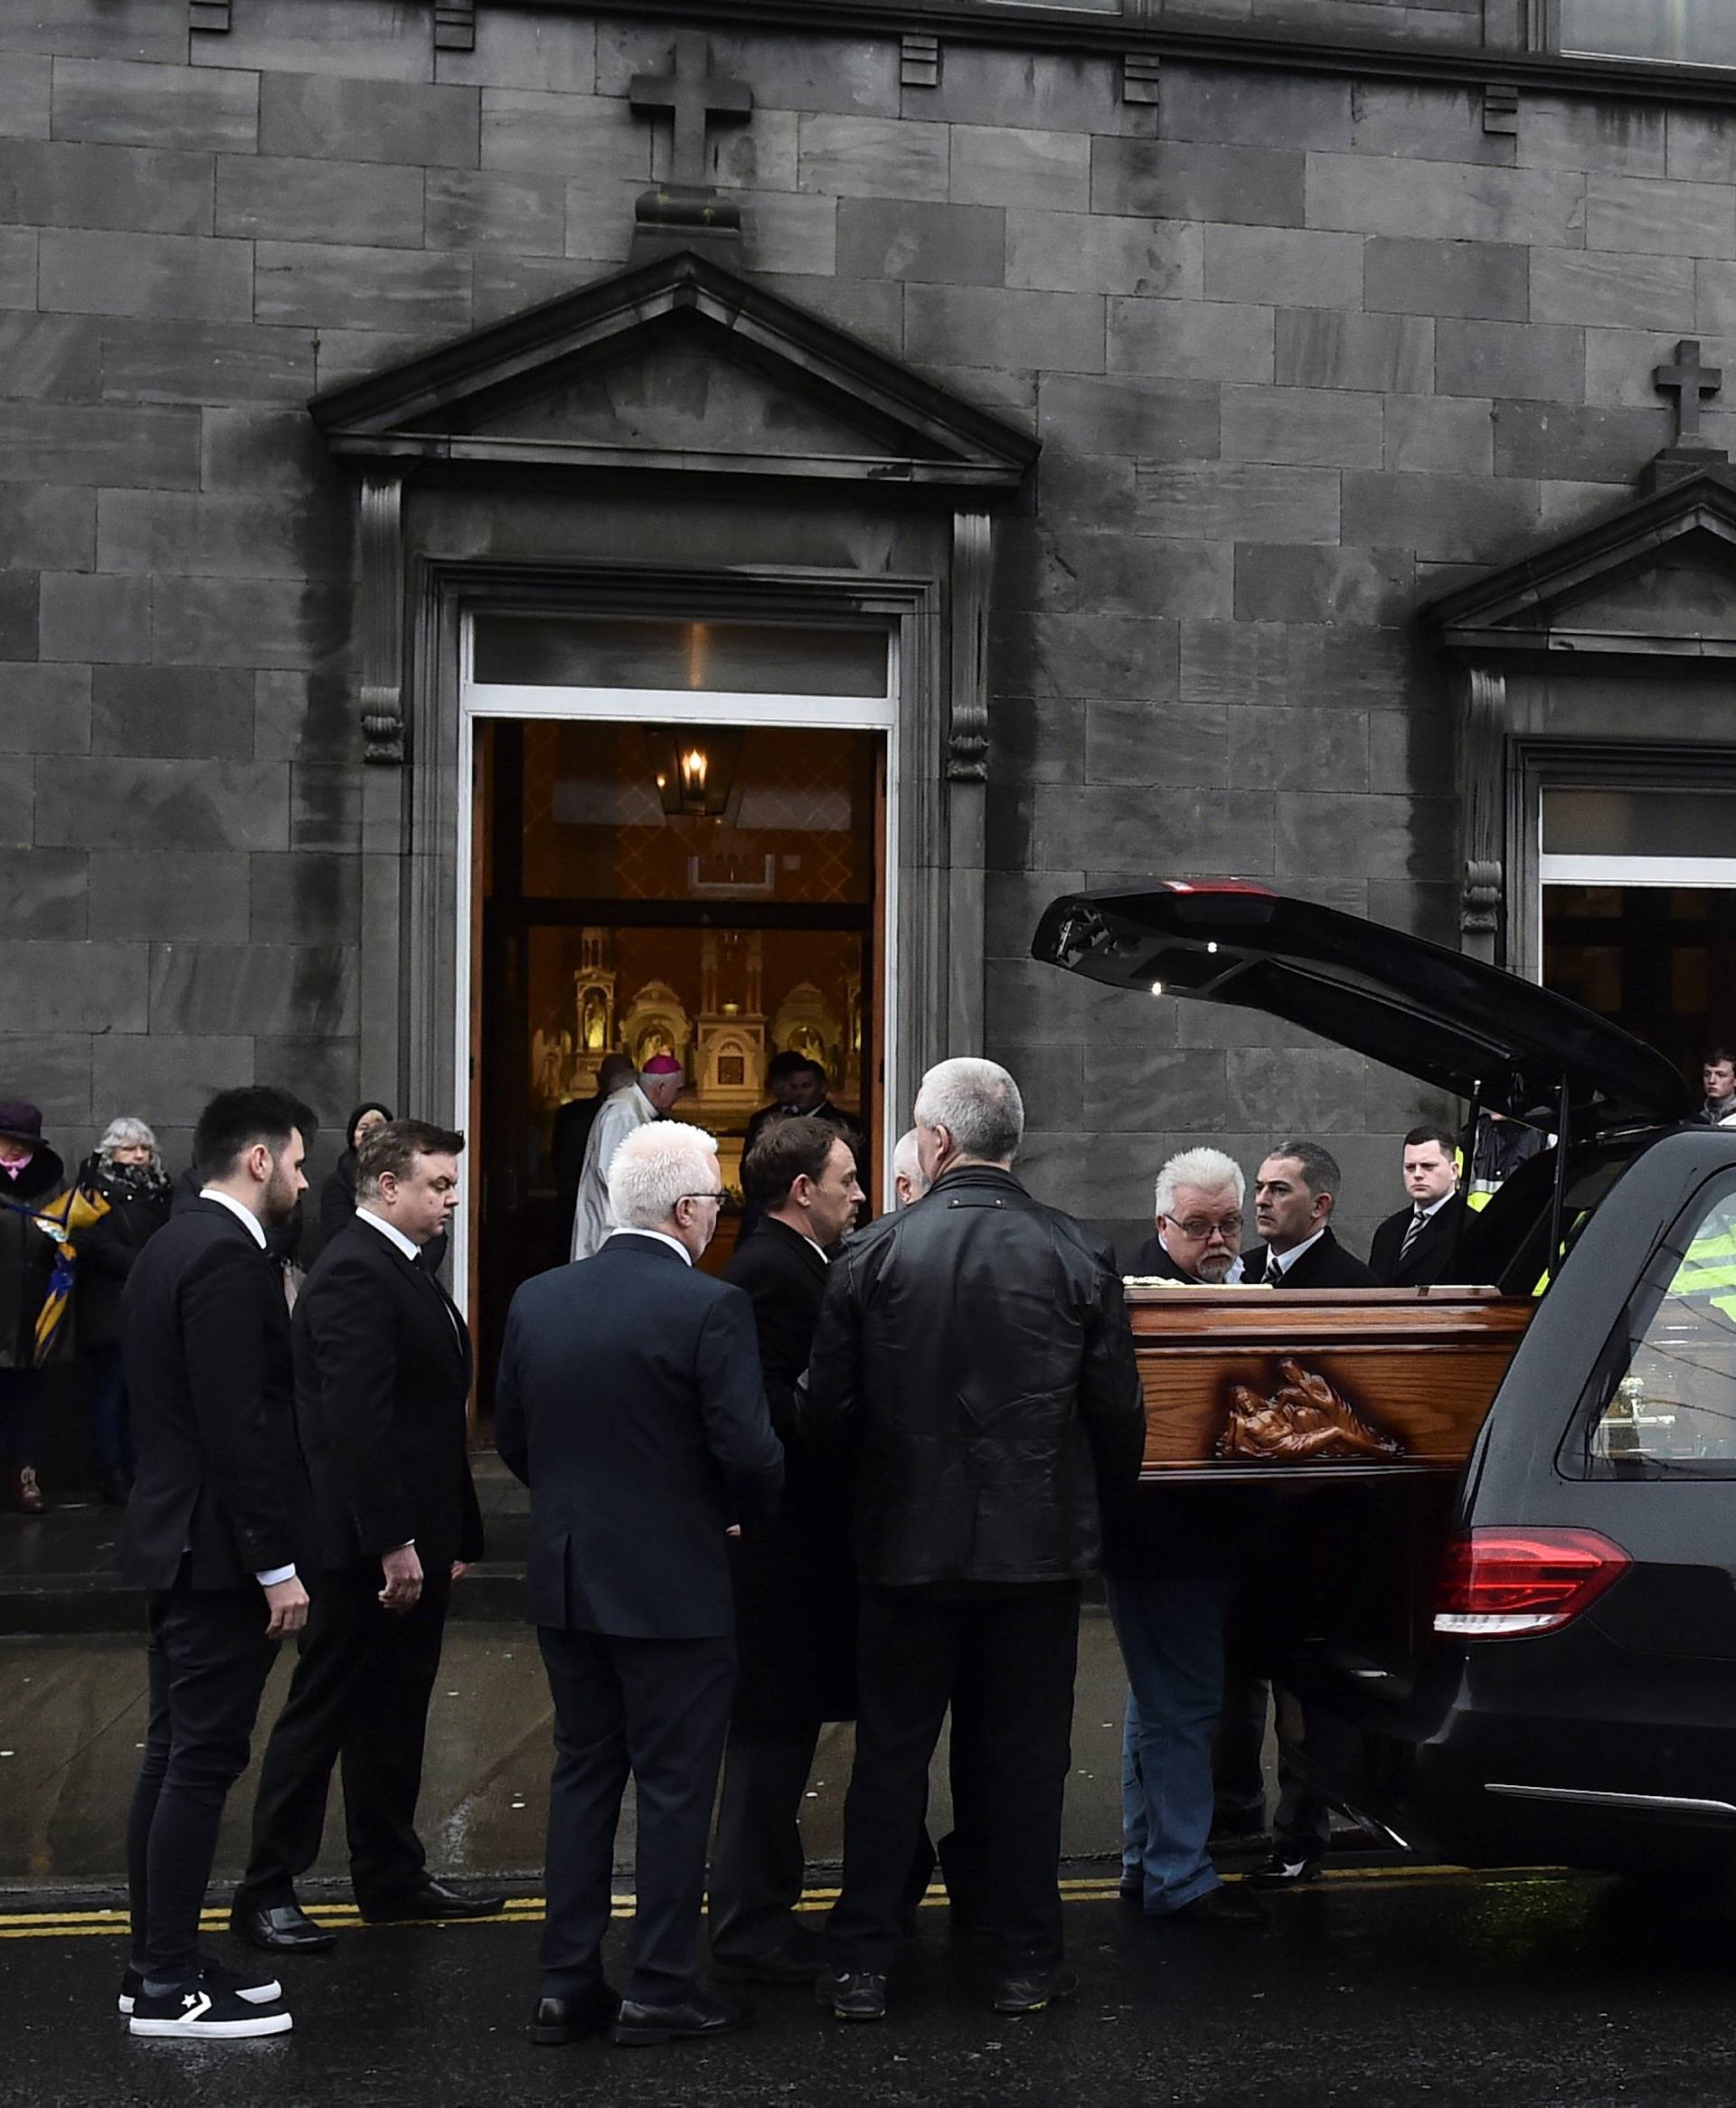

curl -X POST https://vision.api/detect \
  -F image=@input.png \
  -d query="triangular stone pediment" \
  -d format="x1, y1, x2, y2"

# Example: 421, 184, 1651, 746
1424, 467, 1736, 660
309, 249, 1036, 497
465, 338, 925, 462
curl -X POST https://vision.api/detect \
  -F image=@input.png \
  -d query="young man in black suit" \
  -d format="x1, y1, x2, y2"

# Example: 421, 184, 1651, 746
1244, 1141, 1379, 1290
497, 1120, 783, 2050
119, 1086, 314, 2040
1367, 1124, 1470, 1288
232, 1120, 498, 1955
710, 1119, 864, 1985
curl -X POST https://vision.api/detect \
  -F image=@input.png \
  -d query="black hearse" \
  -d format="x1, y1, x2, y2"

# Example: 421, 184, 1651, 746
1035, 882, 1736, 1881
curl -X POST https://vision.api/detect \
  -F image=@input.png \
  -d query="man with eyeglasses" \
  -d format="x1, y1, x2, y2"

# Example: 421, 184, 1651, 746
1121, 1148, 1246, 1287
1103, 1149, 1266, 1928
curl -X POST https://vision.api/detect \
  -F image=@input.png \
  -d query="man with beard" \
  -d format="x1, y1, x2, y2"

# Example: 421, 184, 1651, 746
1105, 1149, 1266, 1927
710, 1119, 864, 1985
119, 1087, 314, 2039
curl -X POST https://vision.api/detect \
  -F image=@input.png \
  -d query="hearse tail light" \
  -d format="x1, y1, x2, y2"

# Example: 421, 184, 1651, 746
1433, 1528, 1631, 1640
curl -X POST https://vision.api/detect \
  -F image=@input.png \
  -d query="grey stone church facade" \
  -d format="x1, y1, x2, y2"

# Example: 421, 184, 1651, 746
5, 0, 1736, 1262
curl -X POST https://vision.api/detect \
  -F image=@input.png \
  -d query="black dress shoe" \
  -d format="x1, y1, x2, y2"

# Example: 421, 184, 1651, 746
1246, 1848, 1323, 1890
230, 1901, 337, 1953
359, 1879, 506, 1923
613, 1988, 752, 2047
531, 1984, 621, 2045
991, 1963, 1077, 2016
712, 1934, 822, 1985
1156, 1884, 1265, 1927
816, 1968, 888, 2021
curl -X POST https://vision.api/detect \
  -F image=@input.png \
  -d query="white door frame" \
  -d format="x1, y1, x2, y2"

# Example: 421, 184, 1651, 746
452, 622, 901, 1311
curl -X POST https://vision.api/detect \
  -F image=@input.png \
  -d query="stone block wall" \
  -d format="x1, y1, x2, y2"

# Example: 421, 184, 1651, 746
0, 0, 1730, 1251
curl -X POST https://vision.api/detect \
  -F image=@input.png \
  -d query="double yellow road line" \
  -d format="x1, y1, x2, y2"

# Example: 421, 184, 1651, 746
0, 1862, 1559, 1943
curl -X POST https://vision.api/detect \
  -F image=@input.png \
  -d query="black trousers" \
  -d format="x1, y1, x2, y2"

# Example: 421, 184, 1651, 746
237, 1564, 450, 1914
826, 1583, 1080, 1977
126, 1585, 278, 1985
709, 1721, 822, 1961
1213, 1669, 1271, 1826
537, 1625, 735, 2007
0, 1365, 42, 1470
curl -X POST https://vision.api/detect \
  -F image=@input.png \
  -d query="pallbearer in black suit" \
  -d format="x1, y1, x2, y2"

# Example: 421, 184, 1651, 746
1241, 1139, 1374, 1895
119, 1087, 314, 2041
1367, 1124, 1470, 1288
232, 1121, 497, 1954
1243, 1141, 1379, 1290
710, 1119, 864, 1985
497, 1120, 783, 2050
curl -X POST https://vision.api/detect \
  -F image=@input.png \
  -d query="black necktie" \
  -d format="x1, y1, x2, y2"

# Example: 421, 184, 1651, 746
1400, 1208, 1427, 1262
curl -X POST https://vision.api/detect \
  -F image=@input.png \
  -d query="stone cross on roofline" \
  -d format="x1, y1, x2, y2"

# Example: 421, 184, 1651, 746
1646, 338, 1729, 493
1655, 339, 1722, 443
627, 33, 752, 265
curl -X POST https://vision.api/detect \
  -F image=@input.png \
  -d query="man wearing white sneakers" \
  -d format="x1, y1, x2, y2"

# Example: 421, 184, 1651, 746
118, 1087, 316, 2039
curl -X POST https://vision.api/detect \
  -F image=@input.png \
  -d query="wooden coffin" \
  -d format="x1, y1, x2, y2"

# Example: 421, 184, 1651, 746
1126, 1285, 1534, 1483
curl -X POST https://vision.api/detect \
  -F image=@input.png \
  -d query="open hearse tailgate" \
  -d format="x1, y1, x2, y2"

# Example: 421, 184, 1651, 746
1033, 884, 1690, 1482
1031, 883, 1693, 1135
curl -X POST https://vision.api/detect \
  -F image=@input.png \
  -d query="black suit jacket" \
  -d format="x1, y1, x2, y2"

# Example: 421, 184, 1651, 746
496, 1234, 784, 1640
1244, 1226, 1379, 1290
1367, 1195, 1471, 1288
1118, 1234, 1194, 1281
121, 1199, 312, 1593
722, 1219, 855, 1725
292, 1215, 484, 1574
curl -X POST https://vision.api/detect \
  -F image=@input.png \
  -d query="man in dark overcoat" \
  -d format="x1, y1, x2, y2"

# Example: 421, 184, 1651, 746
809, 1059, 1146, 2022
498, 1120, 783, 2049
710, 1118, 864, 1983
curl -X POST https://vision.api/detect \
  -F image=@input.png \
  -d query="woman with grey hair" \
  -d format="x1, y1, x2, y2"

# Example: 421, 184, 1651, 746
76, 1116, 172, 1505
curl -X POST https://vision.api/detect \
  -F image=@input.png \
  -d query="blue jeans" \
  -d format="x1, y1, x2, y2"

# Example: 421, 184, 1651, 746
1107, 1572, 1237, 1915
89, 1345, 131, 1472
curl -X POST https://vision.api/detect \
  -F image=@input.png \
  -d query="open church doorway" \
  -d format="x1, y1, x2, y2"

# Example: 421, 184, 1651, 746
458, 610, 897, 1402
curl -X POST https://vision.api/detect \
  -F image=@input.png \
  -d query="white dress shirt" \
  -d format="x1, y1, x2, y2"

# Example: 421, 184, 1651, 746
609, 1226, 693, 1266
355, 1205, 420, 1264
197, 1185, 267, 1249
1264, 1224, 1326, 1281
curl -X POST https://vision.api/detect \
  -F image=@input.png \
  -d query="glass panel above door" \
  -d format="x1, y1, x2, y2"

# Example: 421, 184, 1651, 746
1543, 789, 1736, 860
473, 614, 890, 698
1561, 0, 1736, 66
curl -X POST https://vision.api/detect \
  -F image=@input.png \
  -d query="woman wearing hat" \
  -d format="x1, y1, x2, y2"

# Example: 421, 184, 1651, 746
75, 1118, 173, 1506
0, 1101, 66, 1516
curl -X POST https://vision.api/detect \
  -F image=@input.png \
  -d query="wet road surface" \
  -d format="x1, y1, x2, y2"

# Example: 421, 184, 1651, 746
5, 1864, 1736, 2108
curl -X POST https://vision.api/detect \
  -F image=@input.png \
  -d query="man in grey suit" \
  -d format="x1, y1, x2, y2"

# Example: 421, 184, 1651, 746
497, 1120, 783, 2051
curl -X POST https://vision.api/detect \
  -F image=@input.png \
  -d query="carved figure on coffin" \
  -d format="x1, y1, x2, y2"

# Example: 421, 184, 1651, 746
1215, 1360, 1401, 1463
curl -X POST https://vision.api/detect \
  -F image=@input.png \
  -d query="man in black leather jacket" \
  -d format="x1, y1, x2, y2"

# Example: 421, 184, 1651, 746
809, 1057, 1146, 2022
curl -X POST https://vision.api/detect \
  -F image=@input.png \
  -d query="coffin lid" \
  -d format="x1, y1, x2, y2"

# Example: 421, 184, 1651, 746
1032, 883, 1694, 1133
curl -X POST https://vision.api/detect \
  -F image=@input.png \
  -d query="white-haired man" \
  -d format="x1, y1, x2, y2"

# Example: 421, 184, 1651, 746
810, 1058, 1146, 2022
498, 1121, 783, 2050
891, 1128, 929, 1209
1120, 1147, 1245, 1286
568, 1054, 684, 1262
1103, 1146, 1267, 1930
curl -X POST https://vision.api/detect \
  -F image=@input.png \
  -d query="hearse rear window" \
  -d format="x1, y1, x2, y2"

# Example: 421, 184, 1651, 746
1584, 1177, 1736, 1478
